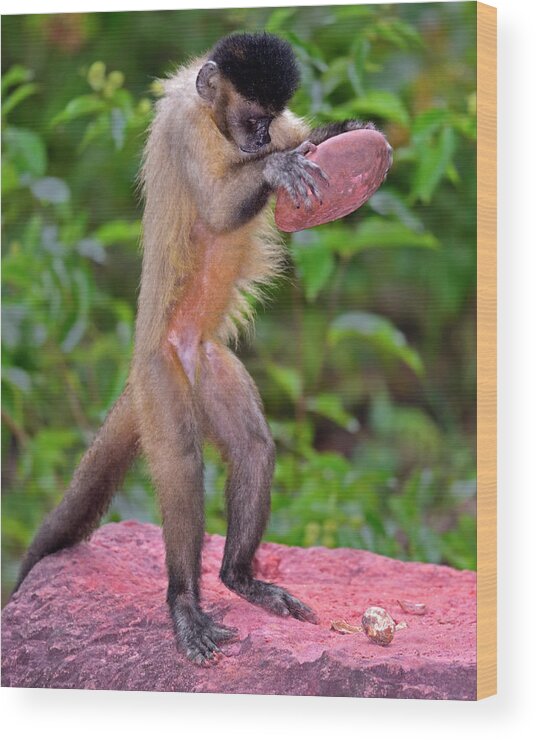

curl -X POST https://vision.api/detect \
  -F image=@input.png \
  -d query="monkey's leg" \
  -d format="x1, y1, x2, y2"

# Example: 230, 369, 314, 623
199, 341, 317, 624
134, 352, 236, 664
15, 386, 139, 592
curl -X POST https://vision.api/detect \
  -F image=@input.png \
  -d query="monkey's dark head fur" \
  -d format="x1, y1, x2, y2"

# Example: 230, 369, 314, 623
211, 32, 300, 112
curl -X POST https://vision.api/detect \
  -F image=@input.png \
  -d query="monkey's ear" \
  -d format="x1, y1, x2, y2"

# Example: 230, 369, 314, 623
196, 61, 219, 103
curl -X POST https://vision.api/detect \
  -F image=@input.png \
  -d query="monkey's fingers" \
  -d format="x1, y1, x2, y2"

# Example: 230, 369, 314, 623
301, 158, 330, 184
285, 183, 302, 209
299, 170, 325, 204
295, 140, 318, 157
294, 177, 313, 210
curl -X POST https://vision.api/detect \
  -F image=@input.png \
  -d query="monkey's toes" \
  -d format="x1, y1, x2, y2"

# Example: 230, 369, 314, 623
173, 602, 238, 664
282, 592, 318, 624
199, 608, 239, 643
186, 637, 223, 666
205, 621, 239, 644
183, 625, 231, 666
239, 579, 318, 624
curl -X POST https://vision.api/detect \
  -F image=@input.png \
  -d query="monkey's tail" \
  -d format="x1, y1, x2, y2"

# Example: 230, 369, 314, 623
13, 385, 140, 594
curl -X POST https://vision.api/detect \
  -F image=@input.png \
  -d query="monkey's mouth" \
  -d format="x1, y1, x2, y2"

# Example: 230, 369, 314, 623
239, 145, 265, 155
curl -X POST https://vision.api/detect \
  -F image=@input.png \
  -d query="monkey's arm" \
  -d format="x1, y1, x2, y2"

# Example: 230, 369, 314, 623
308, 119, 377, 146
190, 143, 327, 232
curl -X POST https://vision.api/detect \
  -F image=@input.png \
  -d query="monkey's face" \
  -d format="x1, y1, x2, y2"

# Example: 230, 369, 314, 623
227, 100, 275, 157
196, 62, 277, 158
213, 86, 275, 157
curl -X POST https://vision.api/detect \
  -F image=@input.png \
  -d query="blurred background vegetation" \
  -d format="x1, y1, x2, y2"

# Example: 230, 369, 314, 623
1, 3, 477, 601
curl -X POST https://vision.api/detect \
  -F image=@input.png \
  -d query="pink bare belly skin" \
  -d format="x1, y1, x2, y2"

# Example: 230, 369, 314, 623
274, 129, 393, 232
166, 221, 244, 384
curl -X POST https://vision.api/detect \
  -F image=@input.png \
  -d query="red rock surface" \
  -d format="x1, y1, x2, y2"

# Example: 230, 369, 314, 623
274, 129, 392, 232
1, 521, 476, 699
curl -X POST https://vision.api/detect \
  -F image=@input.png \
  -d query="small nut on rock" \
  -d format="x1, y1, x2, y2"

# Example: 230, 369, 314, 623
361, 606, 396, 646
397, 599, 427, 616
331, 619, 363, 635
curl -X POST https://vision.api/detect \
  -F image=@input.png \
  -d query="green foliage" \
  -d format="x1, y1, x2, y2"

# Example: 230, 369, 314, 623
329, 311, 424, 375
1, 4, 477, 599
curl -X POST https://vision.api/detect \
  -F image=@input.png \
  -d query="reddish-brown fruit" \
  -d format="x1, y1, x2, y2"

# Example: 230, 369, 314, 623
274, 129, 392, 232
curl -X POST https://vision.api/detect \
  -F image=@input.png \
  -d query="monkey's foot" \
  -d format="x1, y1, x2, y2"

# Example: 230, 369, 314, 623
223, 577, 318, 624
171, 600, 238, 665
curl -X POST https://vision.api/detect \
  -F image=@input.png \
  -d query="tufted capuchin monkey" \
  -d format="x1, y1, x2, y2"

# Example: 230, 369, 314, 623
15, 32, 384, 664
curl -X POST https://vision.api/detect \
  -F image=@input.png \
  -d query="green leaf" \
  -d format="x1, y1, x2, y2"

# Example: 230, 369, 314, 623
412, 126, 457, 203
347, 37, 370, 97
2, 83, 38, 117
412, 108, 450, 144
79, 111, 109, 150
374, 18, 424, 50
60, 269, 90, 353
103, 71, 125, 99
368, 190, 424, 231
267, 364, 302, 402
1, 65, 33, 95
349, 91, 410, 127
265, 7, 297, 32
452, 111, 477, 140
285, 32, 327, 72
292, 240, 335, 302
413, 108, 475, 145
87, 61, 106, 91
51, 95, 106, 127
291, 219, 438, 261
23, 428, 79, 479
321, 57, 351, 97
3, 127, 47, 177
1, 160, 19, 194
335, 5, 375, 20
446, 161, 461, 185
341, 217, 439, 256
93, 219, 140, 245
371, 400, 441, 464
329, 311, 423, 375
306, 393, 359, 432
440, 514, 476, 570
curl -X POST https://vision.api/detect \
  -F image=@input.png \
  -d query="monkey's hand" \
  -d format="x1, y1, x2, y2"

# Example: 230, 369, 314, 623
263, 141, 329, 209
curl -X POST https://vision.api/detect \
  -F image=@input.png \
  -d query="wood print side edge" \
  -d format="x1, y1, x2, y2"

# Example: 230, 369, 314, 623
476, 0, 497, 701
